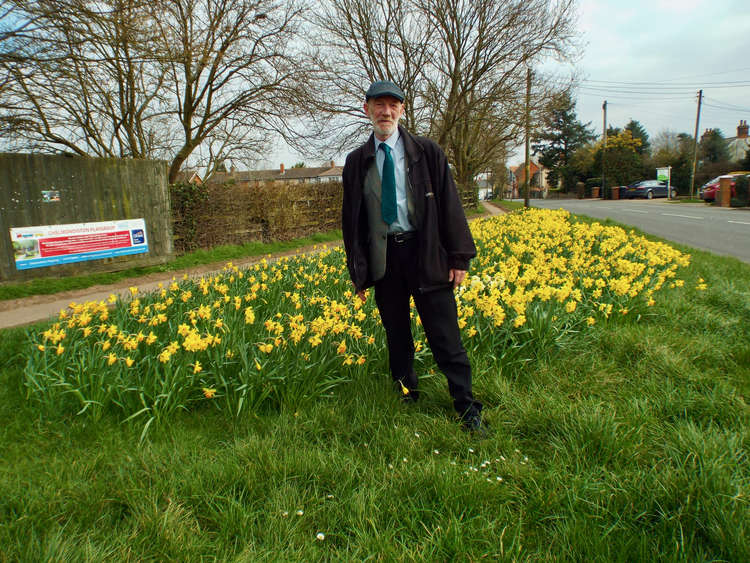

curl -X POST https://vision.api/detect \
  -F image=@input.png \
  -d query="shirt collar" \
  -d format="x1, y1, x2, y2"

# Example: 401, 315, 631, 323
374, 129, 400, 153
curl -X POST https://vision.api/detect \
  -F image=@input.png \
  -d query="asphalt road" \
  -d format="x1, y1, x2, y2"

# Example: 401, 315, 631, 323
526, 198, 750, 264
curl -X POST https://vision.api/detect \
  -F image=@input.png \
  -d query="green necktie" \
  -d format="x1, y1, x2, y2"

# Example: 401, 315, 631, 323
379, 143, 397, 224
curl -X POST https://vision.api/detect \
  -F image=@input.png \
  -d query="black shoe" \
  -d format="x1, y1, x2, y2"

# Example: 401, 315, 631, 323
461, 413, 491, 436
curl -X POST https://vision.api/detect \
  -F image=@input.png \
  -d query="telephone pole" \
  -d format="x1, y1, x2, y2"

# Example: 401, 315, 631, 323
689, 89, 703, 200
602, 100, 607, 198
524, 68, 532, 208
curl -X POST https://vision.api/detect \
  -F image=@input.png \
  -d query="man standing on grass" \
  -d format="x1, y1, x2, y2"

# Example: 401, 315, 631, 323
341, 80, 487, 433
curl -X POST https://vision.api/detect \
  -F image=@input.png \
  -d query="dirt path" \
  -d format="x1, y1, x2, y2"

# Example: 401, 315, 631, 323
0, 201, 506, 329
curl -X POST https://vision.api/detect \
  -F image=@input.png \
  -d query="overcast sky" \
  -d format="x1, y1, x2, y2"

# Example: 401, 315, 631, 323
563, 0, 750, 165
264, 0, 750, 169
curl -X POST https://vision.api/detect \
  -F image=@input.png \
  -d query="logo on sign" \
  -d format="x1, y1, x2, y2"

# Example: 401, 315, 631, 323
131, 229, 145, 244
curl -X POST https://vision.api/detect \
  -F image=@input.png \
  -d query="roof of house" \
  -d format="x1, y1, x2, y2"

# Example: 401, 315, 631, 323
511, 161, 544, 183
207, 164, 342, 184
174, 170, 203, 184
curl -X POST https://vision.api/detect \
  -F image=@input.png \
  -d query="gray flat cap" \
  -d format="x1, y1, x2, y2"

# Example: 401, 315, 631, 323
365, 80, 405, 102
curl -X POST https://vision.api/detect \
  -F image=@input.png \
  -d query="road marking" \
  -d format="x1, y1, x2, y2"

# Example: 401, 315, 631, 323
624, 209, 649, 213
728, 220, 750, 225
661, 213, 703, 220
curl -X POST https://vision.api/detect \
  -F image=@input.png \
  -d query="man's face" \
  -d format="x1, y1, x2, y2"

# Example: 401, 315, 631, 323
364, 96, 405, 140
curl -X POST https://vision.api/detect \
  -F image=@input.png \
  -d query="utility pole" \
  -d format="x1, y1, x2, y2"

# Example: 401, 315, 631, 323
524, 67, 532, 208
602, 100, 607, 198
689, 89, 703, 200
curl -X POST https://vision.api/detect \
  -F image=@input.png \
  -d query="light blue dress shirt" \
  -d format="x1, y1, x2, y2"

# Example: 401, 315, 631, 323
374, 131, 414, 233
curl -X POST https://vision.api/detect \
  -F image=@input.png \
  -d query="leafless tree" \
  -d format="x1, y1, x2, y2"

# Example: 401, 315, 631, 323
151, 0, 309, 182
3, 0, 169, 157
302, 0, 433, 155
1, 0, 310, 182
308, 0, 579, 203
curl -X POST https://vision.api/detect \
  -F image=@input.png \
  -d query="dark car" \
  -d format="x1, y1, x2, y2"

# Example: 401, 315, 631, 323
620, 180, 676, 199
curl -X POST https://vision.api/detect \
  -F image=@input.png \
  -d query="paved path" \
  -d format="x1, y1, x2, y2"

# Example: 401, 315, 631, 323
0, 202, 507, 330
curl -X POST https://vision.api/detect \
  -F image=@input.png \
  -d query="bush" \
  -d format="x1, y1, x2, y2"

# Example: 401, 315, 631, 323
733, 175, 749, 207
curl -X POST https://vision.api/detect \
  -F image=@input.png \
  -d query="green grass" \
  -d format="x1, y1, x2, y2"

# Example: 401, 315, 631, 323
489, 199, 524, 213
1, 223, 749, 560
0, 230, 343, 302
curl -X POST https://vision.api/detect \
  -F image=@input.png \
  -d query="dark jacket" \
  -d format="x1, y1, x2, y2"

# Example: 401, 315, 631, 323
342, 125, 476, 293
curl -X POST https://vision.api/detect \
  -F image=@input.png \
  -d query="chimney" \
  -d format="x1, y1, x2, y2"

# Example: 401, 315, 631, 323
280, 163, 285, 174
738, 120, 749, 139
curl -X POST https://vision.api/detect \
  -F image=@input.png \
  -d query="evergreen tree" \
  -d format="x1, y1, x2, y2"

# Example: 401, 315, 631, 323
699, 129, 730, 164
532, 92, 596, 192
625, 119, 651, 155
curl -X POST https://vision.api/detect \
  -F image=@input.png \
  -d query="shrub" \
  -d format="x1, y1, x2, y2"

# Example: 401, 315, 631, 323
733, 175, 749, 207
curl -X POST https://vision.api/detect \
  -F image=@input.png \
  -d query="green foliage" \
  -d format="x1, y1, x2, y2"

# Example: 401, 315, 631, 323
625, 119, 651, 155
732, 175, 749, 207
594, 130, 645, 188
699, 129, 730, 164
170, 182, 209, 252
532, 92, 596, 192
650, 131, 694, 194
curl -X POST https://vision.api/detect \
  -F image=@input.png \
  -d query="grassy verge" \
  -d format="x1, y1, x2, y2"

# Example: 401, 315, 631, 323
489, 199, 524, 213
0, 230, 343, 302
668, 197, 705, 204
1, 215, 748, 560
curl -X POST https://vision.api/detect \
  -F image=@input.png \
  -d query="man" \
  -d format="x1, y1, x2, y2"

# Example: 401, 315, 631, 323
341, 80, 486, 432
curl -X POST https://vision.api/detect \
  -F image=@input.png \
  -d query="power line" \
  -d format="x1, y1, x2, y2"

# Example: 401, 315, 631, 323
582, 79, 750, 88
578, 91, 693, 102
702, 97, 750, 113
579, 85, 747, 95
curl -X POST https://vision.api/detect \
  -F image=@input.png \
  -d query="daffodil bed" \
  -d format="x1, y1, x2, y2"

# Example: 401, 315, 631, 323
24, 209, 693, 433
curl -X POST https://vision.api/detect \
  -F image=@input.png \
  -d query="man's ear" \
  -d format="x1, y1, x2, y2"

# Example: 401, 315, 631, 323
363, 102, 370, 116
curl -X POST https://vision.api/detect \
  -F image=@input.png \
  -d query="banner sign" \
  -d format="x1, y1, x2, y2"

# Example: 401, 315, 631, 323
10, 219, 149, 270
656, 167, 670, 182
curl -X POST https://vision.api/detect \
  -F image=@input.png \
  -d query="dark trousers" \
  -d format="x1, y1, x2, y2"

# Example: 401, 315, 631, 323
374, 235, 481, 418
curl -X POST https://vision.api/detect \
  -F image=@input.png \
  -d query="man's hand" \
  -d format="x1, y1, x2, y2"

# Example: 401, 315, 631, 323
448, 269, 467, 289
353, 283, 366, 302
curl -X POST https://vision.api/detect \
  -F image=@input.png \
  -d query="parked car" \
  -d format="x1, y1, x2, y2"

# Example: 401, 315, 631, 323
699, 172, 750, 202
620, 179, 676, 199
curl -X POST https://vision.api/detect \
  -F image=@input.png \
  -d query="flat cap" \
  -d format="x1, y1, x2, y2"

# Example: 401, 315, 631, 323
365, 80, 405, 102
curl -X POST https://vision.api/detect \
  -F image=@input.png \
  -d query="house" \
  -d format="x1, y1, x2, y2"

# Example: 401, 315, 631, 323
207, 161, 343, 185
475, 168, 514, 200
509, 159, 551, 198
727, 120, 750, 162
174, 170, 204, 185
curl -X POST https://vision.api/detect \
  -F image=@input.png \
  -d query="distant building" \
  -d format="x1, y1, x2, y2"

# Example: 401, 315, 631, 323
509, 160, 551, 198
727, 120, 750, 162
174, 170, 204, 185
208, 161, 343, 185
